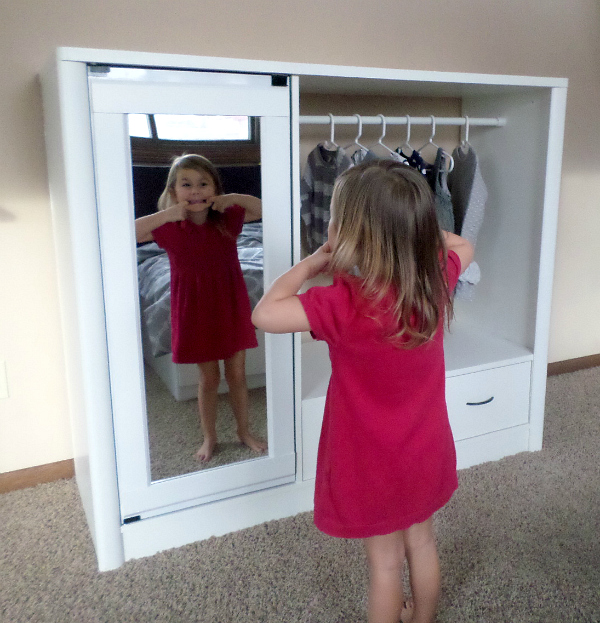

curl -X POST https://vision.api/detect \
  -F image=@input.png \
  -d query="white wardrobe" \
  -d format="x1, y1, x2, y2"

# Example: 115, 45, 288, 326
41, 47, 567, 571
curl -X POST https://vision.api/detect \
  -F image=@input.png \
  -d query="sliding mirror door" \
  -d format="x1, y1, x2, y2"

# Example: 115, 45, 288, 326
88, 67, 294, 521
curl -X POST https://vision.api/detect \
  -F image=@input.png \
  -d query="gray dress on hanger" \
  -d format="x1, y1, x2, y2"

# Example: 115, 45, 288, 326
448, 144, 488, 299
426, 148, 455, 234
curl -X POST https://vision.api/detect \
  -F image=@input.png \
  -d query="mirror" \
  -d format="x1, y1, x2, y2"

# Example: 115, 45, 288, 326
88, 66, 295, 514
131, 114, 268, 481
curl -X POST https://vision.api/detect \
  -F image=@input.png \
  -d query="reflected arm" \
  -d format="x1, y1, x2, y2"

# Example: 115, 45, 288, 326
135, 210, 171, 243
238, 195, 262, 222
135, 202, 192, 242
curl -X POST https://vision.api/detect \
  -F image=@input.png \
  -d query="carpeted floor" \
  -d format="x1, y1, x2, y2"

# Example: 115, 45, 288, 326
145, 363, 268, 480
1, 367, 599, 622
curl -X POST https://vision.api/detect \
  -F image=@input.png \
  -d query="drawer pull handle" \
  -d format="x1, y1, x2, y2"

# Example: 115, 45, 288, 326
466, 396, 494, 406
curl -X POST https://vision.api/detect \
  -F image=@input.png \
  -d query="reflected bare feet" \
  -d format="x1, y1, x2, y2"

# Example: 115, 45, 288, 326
239, 432, 267, 454
195, 438, 217, 462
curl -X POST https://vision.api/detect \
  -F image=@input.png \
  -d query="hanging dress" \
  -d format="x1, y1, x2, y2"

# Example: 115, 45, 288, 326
402, 148, 455, 234
425, 148, 455, 234
301, 143, 352, 254
448, 144, 488, 299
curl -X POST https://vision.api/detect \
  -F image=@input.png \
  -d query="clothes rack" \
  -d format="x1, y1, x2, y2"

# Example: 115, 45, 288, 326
298, 115, 505, 127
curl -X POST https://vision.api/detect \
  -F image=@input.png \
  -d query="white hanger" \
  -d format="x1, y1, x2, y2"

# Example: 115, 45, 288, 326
418, 115, 441, 153
461, 115, 470, 146
322, 113, 338, 151
418, 116, 454, 172
345, 114, 368, 152
459, 115, 471, 154
397, 115, 413, 156
376, 115, 397, 156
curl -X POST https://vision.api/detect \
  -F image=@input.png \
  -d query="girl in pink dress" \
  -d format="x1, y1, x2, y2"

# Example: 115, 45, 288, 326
136, 154, 266, 463
253, 160, 474, 623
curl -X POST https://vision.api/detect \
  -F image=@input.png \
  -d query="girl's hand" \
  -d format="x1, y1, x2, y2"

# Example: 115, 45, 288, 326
164, 201, 191, 222
442, 231, 474, 275
165, 200, 211, 224
303, 242, 333, 279
207, 194, 262, 222
206, 194, 237, 214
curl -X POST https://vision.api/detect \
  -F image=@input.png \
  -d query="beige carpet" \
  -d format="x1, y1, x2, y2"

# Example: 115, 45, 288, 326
1, 367, 599, 622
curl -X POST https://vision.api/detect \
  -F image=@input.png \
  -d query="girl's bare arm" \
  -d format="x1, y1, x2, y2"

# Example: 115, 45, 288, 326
443, 231, 474, 275
252, 243, 332, 333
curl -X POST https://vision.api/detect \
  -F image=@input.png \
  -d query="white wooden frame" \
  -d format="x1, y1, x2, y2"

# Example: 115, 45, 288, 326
41, 47, 567, 571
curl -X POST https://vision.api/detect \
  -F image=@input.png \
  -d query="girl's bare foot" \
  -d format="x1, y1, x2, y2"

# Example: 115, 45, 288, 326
195, 438, 217, 462
401, 599, 414, 623
239, 432, 267, 454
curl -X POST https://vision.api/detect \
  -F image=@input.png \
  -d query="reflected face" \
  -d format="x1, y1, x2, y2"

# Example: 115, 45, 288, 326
172, 168, 217, 207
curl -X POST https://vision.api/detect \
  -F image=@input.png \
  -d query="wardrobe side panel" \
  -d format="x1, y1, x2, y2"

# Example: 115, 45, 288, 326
458, 90, 551, 350
528, 86, 567, 451
40, 58, 86, 474
40, 57, 124, 571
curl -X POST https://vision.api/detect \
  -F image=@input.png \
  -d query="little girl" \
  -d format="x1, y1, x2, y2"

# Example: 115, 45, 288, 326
136, 154, 267, 463
252, 160, 474, 623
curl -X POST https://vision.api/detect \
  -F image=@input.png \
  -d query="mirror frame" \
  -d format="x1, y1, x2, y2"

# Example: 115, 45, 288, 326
89, 68, 296, 520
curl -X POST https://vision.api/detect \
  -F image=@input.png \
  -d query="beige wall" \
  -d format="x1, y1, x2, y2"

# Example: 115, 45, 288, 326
1, 0, 599, 473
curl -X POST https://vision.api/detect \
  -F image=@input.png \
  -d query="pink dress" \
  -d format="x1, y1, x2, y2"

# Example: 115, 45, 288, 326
152, 206, 258, 364
298, 251, 461, 538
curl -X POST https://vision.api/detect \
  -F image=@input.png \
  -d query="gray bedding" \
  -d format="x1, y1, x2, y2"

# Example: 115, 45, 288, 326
137, 222, 264, 358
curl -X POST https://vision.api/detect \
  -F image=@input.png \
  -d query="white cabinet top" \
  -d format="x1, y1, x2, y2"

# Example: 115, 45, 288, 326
54, 47, 568, 97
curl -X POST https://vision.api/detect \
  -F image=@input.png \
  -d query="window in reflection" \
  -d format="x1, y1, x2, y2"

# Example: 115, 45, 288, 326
154, 114, 250, 141
128, 113, 152, 138
128, 114, 259, 166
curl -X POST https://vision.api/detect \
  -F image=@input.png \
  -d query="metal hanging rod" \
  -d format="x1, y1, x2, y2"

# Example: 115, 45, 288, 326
299, 115, 505, 127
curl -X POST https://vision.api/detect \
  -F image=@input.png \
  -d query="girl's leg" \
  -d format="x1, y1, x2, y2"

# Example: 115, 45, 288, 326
195, 361, 221, 462
223, 350, 267, 453
364, 531, 407, 623
403, 517, 440, 623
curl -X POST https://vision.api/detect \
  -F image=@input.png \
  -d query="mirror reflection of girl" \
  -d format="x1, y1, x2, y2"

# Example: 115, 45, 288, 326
252, 161, 474, 623
136, 154, 267, 463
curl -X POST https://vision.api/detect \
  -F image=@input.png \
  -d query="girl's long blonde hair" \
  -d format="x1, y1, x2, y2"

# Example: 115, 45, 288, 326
329, 160, 453, 348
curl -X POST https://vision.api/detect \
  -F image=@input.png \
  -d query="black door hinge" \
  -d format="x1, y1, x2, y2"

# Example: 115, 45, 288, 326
271, 75, 288, 87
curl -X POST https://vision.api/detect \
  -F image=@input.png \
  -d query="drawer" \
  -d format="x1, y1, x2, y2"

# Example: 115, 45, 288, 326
446, 362, 531, 441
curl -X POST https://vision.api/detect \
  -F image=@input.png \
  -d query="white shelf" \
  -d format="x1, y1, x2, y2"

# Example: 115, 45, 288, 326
444, 320, 532, 376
